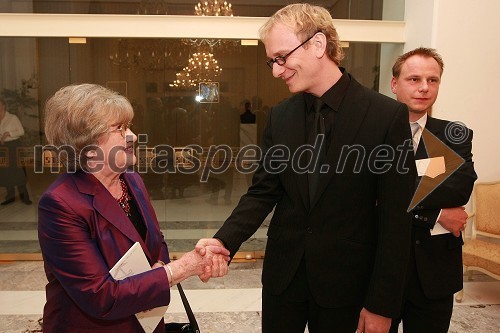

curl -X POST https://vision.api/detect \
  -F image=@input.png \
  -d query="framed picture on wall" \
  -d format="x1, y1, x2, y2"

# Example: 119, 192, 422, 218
199, 82, 219, 103
16, 147, 34, 167
0, 147, 8, 168
106, 81, 128, 97
174, 147, 194, 168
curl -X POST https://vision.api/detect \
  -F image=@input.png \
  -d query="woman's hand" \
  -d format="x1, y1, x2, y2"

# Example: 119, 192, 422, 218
195, 239, 230, 282
199, 246, 230, 282
166, 246, 229, 285
151, 261, 165, 269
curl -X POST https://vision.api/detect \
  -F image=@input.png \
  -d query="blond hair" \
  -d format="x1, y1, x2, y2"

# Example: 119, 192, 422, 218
44, 83, 133, 170
259, 3, 344, 65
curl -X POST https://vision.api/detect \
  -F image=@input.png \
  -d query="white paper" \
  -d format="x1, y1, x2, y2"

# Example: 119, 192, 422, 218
109, 242, 168, 333
430, 222, 451, 236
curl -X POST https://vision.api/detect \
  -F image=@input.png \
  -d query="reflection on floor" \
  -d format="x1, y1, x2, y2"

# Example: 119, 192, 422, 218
0, 172, 268, 254
1, 173, 500, 332
0, 260, 499, 333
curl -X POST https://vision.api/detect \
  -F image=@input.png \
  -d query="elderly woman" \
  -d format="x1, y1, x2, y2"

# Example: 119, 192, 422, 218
38, 84, 229, 333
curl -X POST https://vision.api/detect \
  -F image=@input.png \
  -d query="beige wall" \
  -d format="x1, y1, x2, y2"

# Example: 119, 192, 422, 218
404, 0, 500, 183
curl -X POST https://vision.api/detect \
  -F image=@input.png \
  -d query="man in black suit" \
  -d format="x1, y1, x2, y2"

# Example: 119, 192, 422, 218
389, 47, 477, 333
240, 101, 256, 124
197, 4, 414, 333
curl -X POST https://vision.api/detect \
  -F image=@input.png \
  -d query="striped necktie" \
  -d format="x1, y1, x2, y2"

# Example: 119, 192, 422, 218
410, 122, 421, 154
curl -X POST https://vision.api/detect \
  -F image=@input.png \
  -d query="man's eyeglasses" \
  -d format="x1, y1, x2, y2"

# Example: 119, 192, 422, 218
108, 122, 133, 137
266, 31, 321, 69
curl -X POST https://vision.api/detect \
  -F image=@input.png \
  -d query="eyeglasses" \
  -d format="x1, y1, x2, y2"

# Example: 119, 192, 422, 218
108, 122, 133, 137
266, 31, 321, 69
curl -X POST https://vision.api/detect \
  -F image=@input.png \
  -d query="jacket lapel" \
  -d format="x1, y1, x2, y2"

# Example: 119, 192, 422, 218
284, 95, 310, 210
310, 78, 369, 208
423, 116, 441, 136
74, 172, 144, 246
415, 117, 439, 159
123, 173, 155, 260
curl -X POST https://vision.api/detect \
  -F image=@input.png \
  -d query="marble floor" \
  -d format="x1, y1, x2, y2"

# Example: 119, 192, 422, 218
1, 174, 499, 332
0, 259, 499, 333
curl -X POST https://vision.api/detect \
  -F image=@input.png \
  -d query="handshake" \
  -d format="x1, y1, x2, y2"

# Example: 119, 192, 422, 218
153, 238, 230, 286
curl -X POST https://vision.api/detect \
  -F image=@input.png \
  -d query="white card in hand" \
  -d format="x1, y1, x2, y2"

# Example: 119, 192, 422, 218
109, 242, 168, 333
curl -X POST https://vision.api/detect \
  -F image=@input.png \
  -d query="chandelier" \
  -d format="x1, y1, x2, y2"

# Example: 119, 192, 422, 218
109, 39, 189, 72
195, 0, 233, 16
183, 0, 239, 52
109, 0, 236, 86
169, 52, 222, 89
136, 0, 167, 15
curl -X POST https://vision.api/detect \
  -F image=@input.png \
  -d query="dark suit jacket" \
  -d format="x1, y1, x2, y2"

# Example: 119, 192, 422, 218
215, 75, 415, 318
38, 171, 170, 333
411, 116, 477, 299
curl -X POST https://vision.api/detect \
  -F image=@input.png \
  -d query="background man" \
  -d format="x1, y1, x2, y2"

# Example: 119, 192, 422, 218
390, 47, 477, 333
0, 96, 32, 205
198, 4, 415, 333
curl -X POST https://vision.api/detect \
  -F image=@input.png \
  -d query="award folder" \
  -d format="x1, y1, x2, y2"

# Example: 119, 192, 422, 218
109, 242, 168, 333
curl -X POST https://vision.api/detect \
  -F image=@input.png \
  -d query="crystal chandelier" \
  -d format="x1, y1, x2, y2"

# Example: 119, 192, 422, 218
183, 0, 239, 52
109, 38, 191, 72
137, 0, 168, 15
170, 52, 221, 89
195, 0, 233, 16
170, 70, 197, 89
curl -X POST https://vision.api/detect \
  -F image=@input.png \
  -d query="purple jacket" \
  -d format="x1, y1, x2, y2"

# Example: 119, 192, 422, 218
38, 171, 170, 332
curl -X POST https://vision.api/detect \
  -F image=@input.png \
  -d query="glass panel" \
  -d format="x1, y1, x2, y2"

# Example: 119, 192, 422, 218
0, 0, 404, 20
0, 36, 396, 256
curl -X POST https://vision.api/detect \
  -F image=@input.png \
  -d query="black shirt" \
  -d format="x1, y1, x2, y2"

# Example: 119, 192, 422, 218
304, 68, 350, 152
128, 198, 147, 241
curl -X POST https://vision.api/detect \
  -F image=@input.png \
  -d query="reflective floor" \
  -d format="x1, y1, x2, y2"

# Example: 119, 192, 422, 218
0, 260, 499, 333
0, 171, 268, 255
0, 172, 499, 332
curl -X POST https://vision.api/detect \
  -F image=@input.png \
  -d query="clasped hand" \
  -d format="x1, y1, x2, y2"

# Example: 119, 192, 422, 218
196, 238, 230, 282
152, 241, 229, 285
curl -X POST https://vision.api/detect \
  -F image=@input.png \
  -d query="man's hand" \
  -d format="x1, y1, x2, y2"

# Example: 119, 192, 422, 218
0, 132, 9, 144
195, 238, 230, 282
356, 308, 391, 333
437, 207, 468, 237
195, 238, 226, 255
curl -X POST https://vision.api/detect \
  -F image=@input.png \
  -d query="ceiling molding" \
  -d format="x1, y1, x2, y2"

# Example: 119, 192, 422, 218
0, 13, 405, 43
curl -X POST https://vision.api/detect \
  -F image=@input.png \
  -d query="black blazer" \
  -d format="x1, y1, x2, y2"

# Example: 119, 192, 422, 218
215, 75, 415, 318
411, 116, 477, 299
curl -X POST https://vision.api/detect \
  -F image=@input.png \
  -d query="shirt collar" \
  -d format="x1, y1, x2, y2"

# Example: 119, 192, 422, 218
411, 113, 428, 129
305, 67, 350, 112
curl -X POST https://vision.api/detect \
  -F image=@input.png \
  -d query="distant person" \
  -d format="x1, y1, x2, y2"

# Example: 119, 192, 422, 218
196, 4, 415, 333
389, 47, 477, 333
240, 101, 256, 124
0, 96, 31, 205
38, 84, 229, 333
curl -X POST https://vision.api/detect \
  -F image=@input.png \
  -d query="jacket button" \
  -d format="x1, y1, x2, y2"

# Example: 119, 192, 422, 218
307, 227, 313, 234
415, 240, 421, 245
424, 217, 428, 222
414, 214, 419, 218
